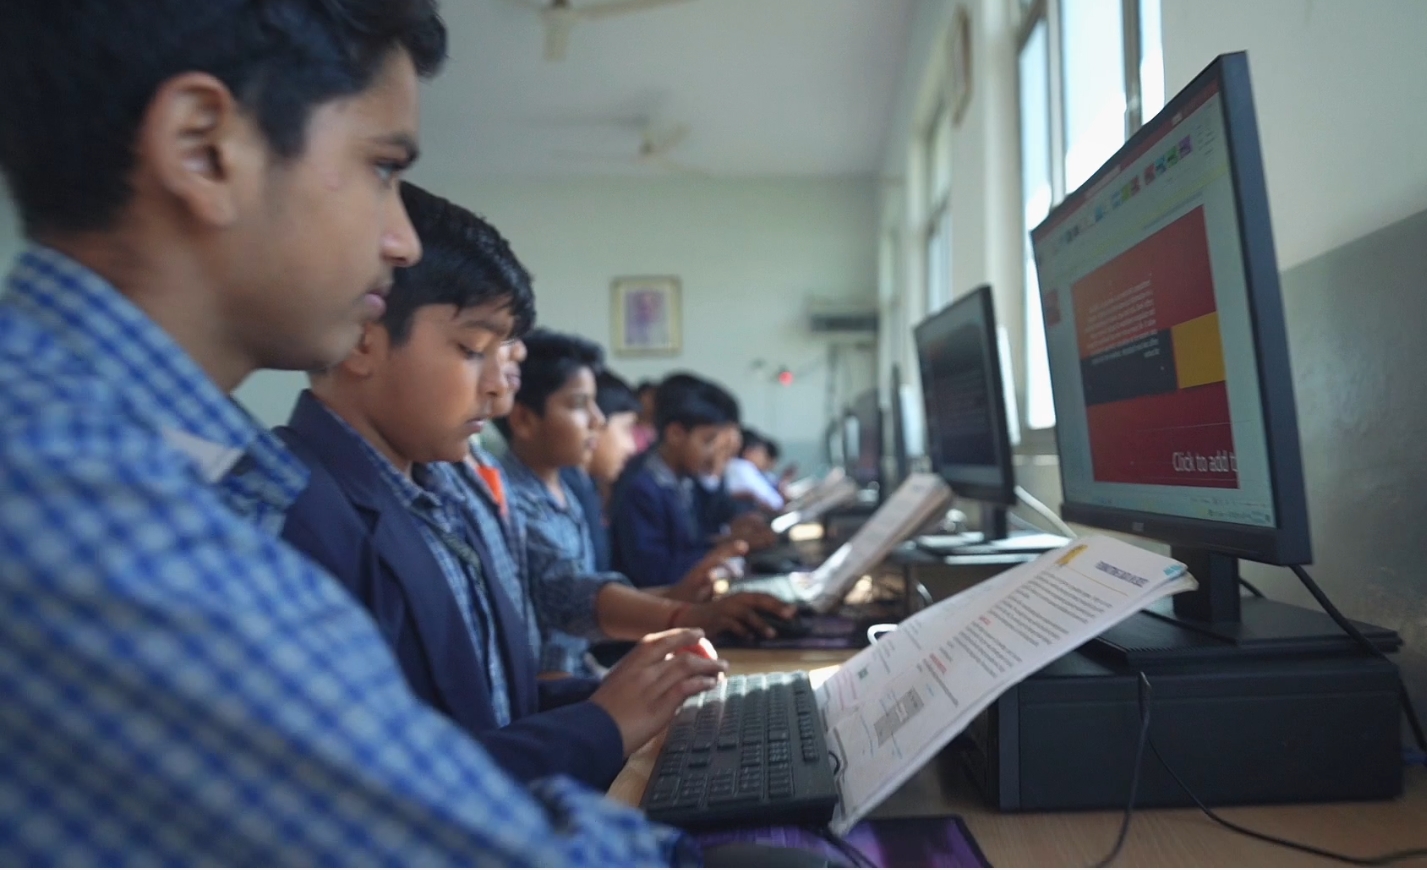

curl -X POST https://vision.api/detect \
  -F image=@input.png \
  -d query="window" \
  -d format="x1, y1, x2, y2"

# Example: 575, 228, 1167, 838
922, 100, 953, 312
1017, 0, 1163, 429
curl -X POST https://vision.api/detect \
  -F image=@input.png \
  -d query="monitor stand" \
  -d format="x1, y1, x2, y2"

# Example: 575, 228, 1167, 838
982, 505, 1008, 542
1091, 549, 1402, 665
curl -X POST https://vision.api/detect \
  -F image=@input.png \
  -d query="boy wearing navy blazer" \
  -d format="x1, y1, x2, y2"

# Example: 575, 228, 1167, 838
277, 182, 725, 791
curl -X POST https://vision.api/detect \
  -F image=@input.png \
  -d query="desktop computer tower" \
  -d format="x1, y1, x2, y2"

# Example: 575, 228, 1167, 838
957, 647, 1403, 811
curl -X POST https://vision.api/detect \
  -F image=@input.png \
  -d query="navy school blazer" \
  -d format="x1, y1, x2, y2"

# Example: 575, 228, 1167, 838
609, 450, 712, 588
276, 390, 624, 790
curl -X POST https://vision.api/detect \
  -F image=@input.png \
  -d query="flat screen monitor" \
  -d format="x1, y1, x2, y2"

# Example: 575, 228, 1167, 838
914, 285, 1017, 538
888, 364, 909, 489
1029, 52, 1372, 655
847, 389, 882, 489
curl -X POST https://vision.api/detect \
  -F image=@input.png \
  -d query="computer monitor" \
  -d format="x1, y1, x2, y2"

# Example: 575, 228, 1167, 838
888, 364, 910, 489
1031, 52, 1389, 655
847, 389, 882, 490
914, 284, 1017, 540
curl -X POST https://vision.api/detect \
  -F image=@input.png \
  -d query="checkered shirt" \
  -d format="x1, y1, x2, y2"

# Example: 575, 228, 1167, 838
460, 448, 623, 653
0, 246, 694, 866
321, 404, 512, 726
500, 452, 629, 675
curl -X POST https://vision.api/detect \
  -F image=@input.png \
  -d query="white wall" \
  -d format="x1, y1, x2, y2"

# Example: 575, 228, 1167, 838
239, 175, 880, 469
876, 0, 1055, 512
876, 0, 1427, 508
1163, 0, 1427, 271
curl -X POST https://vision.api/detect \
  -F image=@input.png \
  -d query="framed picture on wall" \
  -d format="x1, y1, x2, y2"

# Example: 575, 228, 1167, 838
611, 275, 681, 356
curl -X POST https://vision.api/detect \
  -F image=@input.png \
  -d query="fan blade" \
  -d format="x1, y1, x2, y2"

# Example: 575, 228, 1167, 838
552, 149, 637, 164
579, 0, 693, 20
540, 6, 577, 61
643, 154, 709, 177
642, 123, 689, 157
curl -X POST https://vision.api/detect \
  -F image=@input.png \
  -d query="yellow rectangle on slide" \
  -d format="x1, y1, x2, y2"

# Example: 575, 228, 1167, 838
1172, 311, 1226, 389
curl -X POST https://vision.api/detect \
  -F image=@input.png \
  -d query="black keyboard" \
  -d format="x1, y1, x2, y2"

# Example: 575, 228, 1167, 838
641, 671, 839, 829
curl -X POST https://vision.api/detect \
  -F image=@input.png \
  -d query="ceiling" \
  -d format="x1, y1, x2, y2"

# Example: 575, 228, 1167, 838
414, 0, 916, 180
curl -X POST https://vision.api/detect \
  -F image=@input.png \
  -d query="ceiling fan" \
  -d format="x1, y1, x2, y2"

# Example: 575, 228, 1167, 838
510, 0, 694, 62
554, 120, 705, 175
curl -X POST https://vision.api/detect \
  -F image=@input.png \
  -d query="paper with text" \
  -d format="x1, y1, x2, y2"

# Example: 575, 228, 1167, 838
815, 535, 1195, 833
804, 473, 953, 613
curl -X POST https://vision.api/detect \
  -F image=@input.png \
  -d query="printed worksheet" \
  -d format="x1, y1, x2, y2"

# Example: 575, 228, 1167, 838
815, 535, 1195, 834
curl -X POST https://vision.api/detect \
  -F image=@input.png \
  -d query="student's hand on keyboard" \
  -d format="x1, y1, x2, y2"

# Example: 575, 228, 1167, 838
727, 513, 778, 552
679, 593, 796, 640
589, 628, 729, 756
666, 539, 749, 603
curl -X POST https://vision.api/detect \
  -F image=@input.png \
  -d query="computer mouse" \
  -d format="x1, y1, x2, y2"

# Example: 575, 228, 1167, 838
678, 637, 719, 660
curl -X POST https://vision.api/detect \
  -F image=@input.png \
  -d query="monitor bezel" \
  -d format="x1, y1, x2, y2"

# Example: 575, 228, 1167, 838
1033, 52, 1311, 566
913, 284, 1017, 507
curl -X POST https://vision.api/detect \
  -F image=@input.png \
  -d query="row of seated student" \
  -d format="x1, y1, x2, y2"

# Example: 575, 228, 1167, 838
276, 185, 805, 793
0, 2, 833, 866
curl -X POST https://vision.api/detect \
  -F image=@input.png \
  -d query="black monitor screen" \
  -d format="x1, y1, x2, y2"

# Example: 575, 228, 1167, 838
1030, 52, 1309, 564
848, 390, 881, 487
914, 285, 1015, 505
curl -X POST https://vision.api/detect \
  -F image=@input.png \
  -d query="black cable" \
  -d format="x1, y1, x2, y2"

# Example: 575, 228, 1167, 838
813, 825, 876, 869
1094, 672, 1153, 868
1238, 577, 1266, 598
1094, 664, 1427, 866
1289, 564, 1427, 753
1149, 739, 1427, 866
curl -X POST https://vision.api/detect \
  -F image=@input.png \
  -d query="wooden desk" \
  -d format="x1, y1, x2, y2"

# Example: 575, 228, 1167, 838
610, 649, 1427, 867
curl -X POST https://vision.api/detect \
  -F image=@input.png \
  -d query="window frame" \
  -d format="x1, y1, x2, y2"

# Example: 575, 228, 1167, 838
1015, 0, 1161, 434
921, 97, 954, 314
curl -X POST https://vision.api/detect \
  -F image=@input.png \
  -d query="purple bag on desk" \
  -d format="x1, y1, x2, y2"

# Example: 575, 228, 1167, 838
694, 816, 990, 868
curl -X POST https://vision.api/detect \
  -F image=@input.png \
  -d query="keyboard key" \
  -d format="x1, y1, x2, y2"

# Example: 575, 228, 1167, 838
643, 671, 837, 829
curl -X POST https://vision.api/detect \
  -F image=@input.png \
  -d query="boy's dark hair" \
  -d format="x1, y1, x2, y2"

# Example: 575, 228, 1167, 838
635, 380, 658, 396
655, 373, 740, 434
0, 0, 447, 237
494, 329, 603, 438
596, 370, 642, 418
383, 182, 536, 346
740, 427, 781, 461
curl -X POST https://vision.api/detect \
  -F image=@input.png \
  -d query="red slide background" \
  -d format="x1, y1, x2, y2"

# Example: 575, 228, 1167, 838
1073, 207, 1217, 357
1071, 207, 1238, 488
1085, 385, 1235, 486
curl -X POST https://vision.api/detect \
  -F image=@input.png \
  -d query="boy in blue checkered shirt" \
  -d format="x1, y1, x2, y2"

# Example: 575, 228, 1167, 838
497, 331, 793, 677
0, 1, 707, 864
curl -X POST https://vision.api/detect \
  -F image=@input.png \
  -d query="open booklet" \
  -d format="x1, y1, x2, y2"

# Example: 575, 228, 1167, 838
769, 471, 861, 535
812, 535, 1196, 834
759, 472, 952, 613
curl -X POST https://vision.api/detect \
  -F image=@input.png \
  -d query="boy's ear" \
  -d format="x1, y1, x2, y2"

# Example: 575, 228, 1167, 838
136, 71, 264, 229
663, 422, 686, 448
337, 323, 389, 378
506, 402, 541, 442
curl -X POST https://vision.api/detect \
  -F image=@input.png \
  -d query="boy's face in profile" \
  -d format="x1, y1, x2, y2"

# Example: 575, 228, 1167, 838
708, 424, 741, 479
234, 49, 424, 374
511, 367, 605, 471
665, 422, 725, 478
589, 410, 638, 483
743, 443, 772, 472
490, 338, 526, 420
362, 300, 515, 465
